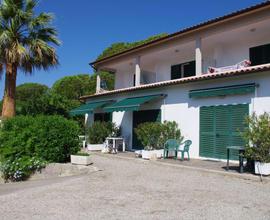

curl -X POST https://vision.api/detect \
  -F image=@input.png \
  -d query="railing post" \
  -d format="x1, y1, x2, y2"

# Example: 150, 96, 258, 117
196, 37, 202, 75
135, 56, 141, 86
96, 70, 101, 93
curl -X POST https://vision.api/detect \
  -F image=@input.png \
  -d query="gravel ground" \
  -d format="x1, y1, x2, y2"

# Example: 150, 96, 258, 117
0, 154, 270, 220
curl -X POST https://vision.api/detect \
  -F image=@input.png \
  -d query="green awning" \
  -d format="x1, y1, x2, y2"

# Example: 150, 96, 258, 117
104, 94, 165, 112
189, 84, 256, 99
69, 100, 113, 116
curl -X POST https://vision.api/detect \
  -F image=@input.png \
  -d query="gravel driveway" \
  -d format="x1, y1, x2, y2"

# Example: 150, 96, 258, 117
0, 154, 270, 220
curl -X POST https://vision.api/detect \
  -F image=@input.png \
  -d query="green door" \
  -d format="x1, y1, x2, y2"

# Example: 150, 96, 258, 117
132, 109, 161, 150
200, 104, 248, 160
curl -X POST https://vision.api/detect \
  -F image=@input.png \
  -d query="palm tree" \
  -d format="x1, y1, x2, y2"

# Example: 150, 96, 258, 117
0, 0, 60, 118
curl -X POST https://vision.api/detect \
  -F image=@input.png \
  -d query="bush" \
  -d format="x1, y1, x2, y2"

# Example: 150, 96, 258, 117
135, 121, 183, 150
0, 156, 46, 182
135, 122, 163, 150
0, 115, 81, 163
88, 121, 120, 144
243, 113, 270, 163
162, 121, 182, 144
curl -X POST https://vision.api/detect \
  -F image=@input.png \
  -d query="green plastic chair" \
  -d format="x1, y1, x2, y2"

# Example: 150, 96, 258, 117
163, 139, 179, 159
178, 140, 192, 161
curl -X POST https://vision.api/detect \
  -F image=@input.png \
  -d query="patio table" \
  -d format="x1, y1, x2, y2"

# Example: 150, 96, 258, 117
226, 146, 245, 173
106, 137, 126, 153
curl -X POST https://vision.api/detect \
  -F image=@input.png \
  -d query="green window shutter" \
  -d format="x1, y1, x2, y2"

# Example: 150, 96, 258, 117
171, 64, 181, 80
200, 104, 249, 160
215, 105, 230, 159
229, 104, 249, 159
199, 106, 215, 158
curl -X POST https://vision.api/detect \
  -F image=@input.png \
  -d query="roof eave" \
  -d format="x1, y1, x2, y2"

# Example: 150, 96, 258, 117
80, 64, 270, 100
90, 1, 270, 68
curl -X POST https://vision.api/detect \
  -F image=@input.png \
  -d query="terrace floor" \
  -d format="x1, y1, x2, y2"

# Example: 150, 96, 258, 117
1, 152, 270, 219
91, 151, 265, 181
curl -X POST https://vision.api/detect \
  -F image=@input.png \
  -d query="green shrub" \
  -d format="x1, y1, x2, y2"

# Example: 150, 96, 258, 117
243, 113, 270, 163
0, 156, 46, 182
135, 122, 163, 150
88, 121, 120, 144
162, 121, 183, 144
0, 115, 81, 163
135, 121, 183, 150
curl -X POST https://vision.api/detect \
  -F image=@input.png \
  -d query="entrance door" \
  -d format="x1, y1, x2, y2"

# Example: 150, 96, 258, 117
132, 109, 161, 150
200, 104, 248, 160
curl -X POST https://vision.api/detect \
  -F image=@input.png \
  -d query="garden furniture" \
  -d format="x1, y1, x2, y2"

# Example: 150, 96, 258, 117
79, 135, 87, 148
178, 140, 192, 161
163, 139, 179, 159
208, 60, 251, 73
226, 146, 245, 173
105, 137, 126, 153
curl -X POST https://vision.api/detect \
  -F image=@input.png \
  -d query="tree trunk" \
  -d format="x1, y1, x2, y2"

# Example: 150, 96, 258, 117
1, 63, 17, 118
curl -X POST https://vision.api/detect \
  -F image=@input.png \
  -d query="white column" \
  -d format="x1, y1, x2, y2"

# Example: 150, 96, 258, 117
96, 71, 101, 93
195, 37, 202, 75
135, 56, 141, 86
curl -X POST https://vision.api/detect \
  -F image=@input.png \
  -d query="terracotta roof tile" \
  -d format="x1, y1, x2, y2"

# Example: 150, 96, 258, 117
80, 64, 270, 100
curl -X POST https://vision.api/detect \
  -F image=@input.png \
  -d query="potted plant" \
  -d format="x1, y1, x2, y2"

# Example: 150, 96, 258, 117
71, 152, 92, 165
135, 121, 183, 160
87, 121, 120, 151
135, 122, 162, 159
243, 113, 270, 175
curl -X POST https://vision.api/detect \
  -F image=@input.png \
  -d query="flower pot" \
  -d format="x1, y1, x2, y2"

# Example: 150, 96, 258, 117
142, 150, 156, 160
135, 150, 142, 157
154, 149, 164, 159
254, 161, 270, 175
87, 144, 104, 151
71, 155, 92, 166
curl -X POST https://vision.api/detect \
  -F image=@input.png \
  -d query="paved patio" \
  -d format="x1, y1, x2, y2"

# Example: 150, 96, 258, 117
92, 151, 264, 181
1, 153, 270, 219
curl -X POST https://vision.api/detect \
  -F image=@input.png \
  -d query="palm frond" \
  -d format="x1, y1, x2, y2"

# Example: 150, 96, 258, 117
0, 0, 60, 74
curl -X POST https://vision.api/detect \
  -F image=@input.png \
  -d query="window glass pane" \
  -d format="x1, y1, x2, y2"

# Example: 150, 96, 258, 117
250, 43, 270, 66
171, 64, 181, 80
183, 61, 196, 77
171, 60, 195, 79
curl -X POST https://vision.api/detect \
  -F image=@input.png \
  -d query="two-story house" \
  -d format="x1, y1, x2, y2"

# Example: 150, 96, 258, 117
72, 1, 270, 160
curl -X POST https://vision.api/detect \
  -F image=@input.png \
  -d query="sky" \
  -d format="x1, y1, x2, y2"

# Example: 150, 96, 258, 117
0, 0, 264, 98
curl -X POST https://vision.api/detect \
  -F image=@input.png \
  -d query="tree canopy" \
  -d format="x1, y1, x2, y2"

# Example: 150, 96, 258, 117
52, 74, 93, 101
15, 83, 48, 115
97, 33, 168, 60
0, 32, 167, 118
0, 0, 60, 118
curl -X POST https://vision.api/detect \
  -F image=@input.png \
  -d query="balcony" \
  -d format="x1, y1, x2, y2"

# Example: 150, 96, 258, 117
95, 15, 270, 92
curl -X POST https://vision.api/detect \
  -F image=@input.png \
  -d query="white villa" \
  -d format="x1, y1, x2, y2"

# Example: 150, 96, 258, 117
73, 2, 270, 160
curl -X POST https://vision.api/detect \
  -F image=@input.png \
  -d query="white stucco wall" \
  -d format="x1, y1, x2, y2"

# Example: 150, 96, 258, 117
88, 71, 270, 159
112, 15, 270, 89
